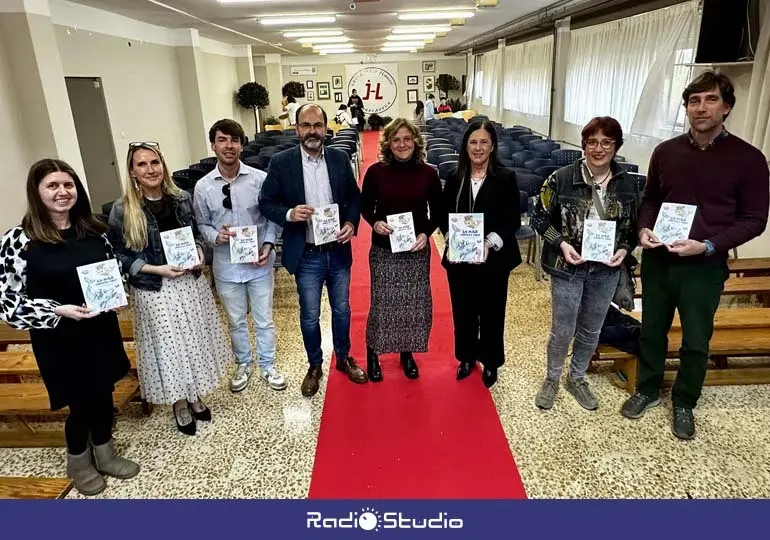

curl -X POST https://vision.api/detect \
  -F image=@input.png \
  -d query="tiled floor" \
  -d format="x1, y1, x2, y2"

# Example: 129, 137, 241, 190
2, 239, 770, 498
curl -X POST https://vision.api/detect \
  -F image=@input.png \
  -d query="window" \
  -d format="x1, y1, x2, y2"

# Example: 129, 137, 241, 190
502, 36, 553, 118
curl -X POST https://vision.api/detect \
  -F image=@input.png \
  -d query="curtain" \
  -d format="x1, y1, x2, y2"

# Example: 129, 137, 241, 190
476, 50, 499, 107
564, 2, 699, 137
744, 0, 770, 156
502, 35, 553, 117
465, 53, 475, 103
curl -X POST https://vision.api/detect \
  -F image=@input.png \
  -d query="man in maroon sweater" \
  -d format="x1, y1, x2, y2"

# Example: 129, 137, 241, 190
621, 71, 769, 440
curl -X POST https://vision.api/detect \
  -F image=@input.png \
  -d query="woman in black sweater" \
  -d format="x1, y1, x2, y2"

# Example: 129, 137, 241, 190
439, 120, 522, 388
360, 118, 444, 381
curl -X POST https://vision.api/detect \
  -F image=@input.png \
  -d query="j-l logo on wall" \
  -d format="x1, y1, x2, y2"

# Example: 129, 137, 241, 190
348, 67, 398, 115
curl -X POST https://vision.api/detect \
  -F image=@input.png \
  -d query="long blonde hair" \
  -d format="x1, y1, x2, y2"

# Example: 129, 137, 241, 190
121, 143, 181, 251
378, 118, 425, 165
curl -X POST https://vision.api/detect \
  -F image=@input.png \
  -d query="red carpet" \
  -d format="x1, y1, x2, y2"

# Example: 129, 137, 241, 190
308, 131, 527, 499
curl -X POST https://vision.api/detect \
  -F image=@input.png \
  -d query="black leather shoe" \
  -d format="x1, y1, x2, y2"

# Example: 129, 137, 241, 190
456, 361, 475, 380
173, 405, 196, 436
400, 353, 419, 379
189, 400, 211, 422
367, 347, 383, 383
482, 367, 498, 388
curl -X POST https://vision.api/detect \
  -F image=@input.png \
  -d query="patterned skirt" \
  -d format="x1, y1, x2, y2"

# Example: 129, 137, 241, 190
366, 244, 433, 354
131, 274, 231, 404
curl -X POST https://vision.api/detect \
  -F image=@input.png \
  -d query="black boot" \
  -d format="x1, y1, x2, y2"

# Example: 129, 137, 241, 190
400, 352, 419, 379
367, 347, 383, 382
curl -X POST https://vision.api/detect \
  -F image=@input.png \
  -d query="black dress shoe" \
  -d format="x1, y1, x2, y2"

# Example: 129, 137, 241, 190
189, 400, 211, 422
482, 367, 498, 388
456, 361, 475, 380
173, 406, 197, 436
367, 347, 383, 383
400, 353, 419, 379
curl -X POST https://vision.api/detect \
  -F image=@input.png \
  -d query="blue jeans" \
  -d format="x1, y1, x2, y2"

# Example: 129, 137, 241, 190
215, 272, 276, 369
295, 248, 352, 366
547, 263, 620, 381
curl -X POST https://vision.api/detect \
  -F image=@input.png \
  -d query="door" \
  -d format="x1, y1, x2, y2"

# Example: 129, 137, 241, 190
65, 77, 121, 213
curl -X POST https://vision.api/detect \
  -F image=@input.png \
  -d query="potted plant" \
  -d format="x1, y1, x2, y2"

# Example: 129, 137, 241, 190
437, 74, 460, 99
236, 82, 269, 134
264, 116, 281, 131
282, 81, 306, 99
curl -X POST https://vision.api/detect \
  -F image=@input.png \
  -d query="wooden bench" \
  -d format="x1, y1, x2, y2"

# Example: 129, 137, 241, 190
634, 276, 770, 304
0, 349, 137, 377
634, 257, 770, 277
0, 377, 140, 448
594, 307, 770, 392
0, 319, 134, 351
0, 477, 72, 499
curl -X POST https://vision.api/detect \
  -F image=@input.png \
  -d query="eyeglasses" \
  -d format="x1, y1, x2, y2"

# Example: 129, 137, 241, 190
129, 141, 160, 149
222, 184, 232, 210
298, 122, 326, 131
585, 139, 615, 150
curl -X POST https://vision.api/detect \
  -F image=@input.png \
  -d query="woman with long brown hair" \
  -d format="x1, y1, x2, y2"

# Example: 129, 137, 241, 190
0, 159, 140, 496
108, 143, 230, 436
360, 118, 444, 381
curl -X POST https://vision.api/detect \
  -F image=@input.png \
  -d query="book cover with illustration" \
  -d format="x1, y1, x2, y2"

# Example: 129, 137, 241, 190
311, 203, 341, 245
653, 203, 697, 245
160, 226, 199, 269
76, 259, 128, 313
386, 212, 417, 253
447, 213, 485, 263
229, 225, 260, 264
581, 219, 616, 263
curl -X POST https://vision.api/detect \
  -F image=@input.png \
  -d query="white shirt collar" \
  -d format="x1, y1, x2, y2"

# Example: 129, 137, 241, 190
300, 145, 325, 164
213, 161, 247, 181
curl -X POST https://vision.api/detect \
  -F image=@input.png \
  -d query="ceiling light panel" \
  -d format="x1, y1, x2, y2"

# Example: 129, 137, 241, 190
392, 25, 451, 33
386, 34, 436, 41
260, 15, 336, 25
282, 30, 343, 37
397, 11, 475, 21
313, 43, 358, 50
297, 36, 350, 43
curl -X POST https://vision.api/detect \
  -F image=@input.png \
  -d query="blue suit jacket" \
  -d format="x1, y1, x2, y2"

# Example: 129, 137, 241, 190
259, 146, 361, 275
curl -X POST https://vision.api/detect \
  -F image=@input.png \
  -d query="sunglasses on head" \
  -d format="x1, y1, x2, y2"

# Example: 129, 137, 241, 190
222, 184, 232, 210
129, 141, 160, 149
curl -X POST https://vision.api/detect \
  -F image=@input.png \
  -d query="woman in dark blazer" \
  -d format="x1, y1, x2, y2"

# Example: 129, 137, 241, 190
439, 120, 522, 388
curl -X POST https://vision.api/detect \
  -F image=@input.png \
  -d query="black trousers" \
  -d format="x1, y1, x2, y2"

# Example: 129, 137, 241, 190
637, 249, 727, 408
446, 264, 511, 368
65, 391, 114, 455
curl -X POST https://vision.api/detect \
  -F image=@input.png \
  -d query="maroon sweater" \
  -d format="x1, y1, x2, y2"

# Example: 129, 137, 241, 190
638, 133, 769, 258
361, 160, 443, 250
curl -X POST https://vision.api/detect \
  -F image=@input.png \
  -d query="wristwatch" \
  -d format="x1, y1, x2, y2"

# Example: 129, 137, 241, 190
703, 239, 715, 256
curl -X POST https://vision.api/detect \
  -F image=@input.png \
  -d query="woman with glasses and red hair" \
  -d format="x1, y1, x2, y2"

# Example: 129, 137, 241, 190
108, 142, 230, 436
532, 116, 640, 412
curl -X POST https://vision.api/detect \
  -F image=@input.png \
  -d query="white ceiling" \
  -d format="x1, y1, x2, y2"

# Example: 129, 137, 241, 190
64, 0, 555, 56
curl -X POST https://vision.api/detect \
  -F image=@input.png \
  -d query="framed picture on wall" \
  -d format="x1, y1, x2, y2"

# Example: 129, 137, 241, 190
307, 90, 315, 101
407, 75, 418, 85
423, 76, 435, 93
306, 80, 314, 90
407, 89, 418, 103
422, 61, 435, 73
334, 92, 343, 103
317, 82, 331, 100
332, 76, 343, 89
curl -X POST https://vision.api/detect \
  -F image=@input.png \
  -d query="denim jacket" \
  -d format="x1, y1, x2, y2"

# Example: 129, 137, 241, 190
107, 191, 204, 291
532, 159, 639, 279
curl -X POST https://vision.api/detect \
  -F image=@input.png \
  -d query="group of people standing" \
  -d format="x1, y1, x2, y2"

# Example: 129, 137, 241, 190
0, 71, 767, 497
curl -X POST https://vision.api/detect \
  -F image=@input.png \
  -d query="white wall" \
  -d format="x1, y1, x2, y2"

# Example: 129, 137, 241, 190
0, 35, 32, 233
54, 26, 193, 178
201, 51, 239, 140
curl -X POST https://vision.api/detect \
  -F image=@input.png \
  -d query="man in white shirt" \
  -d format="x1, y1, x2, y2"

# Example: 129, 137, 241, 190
424, 94, 436, 121
194, 119, 286, 393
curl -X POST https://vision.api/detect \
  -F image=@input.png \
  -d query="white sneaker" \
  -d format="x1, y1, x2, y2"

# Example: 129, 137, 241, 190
260, 365, 287, 391
230, 364, 253, 393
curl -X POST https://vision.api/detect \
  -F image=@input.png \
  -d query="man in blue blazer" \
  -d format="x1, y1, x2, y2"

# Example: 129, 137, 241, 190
260, 103, 367, 397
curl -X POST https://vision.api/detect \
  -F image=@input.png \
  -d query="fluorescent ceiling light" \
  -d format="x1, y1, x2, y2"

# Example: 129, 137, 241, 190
297, 36, 349, 43
318, 49, 355, 54
398, 11, 475, 21
381, 47, 418, 52
381, 41, 425, 48
392, 25, 451, 33
260, 15, 336, 25
313, 43, 357, 50
283, 30, 343, 37
386, 34, 436, 41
